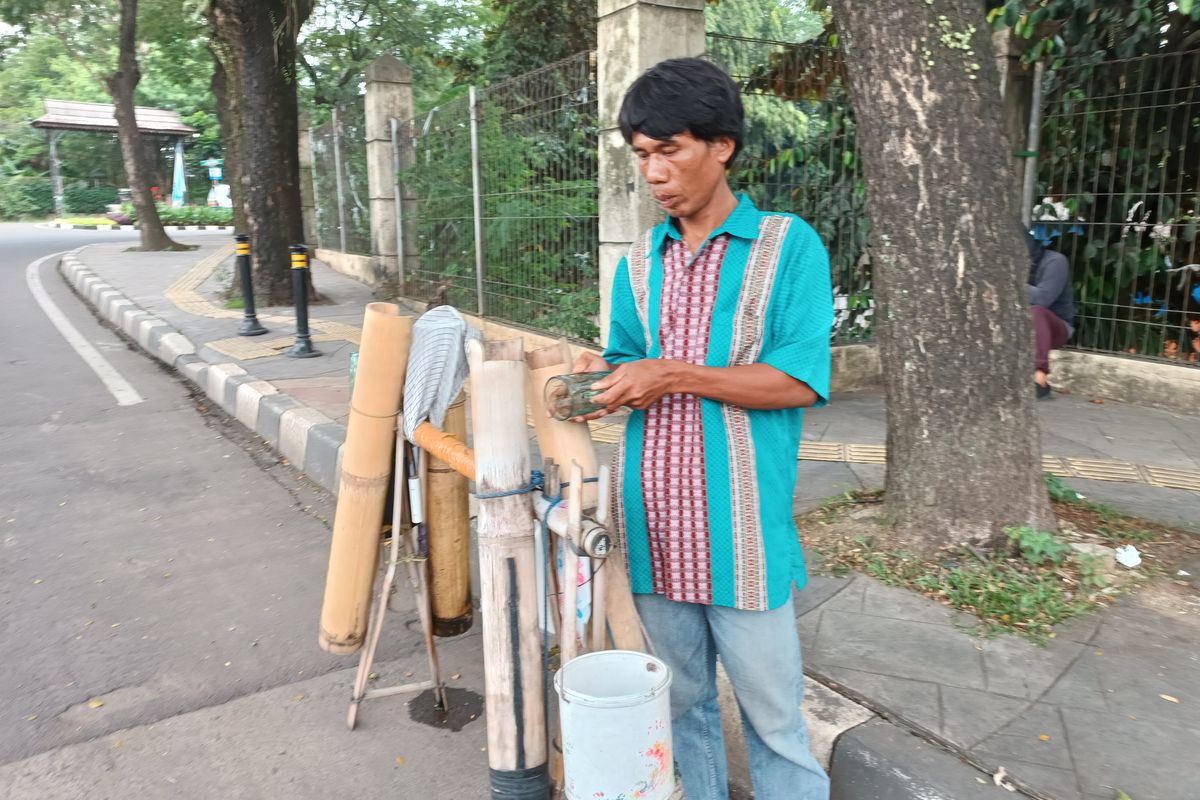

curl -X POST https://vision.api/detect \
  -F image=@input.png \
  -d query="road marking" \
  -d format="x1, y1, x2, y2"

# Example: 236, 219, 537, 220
24, 251, 145, 406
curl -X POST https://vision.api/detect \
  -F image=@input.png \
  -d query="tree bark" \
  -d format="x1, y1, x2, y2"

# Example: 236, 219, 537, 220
207, 0, 313, 304
829, 1, 1055, 553
106, 0, 180, 251
208, 41, 247, 234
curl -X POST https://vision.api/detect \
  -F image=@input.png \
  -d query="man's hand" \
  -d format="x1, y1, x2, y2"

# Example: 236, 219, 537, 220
572, 351, 610, 374
591, 359, 677, 411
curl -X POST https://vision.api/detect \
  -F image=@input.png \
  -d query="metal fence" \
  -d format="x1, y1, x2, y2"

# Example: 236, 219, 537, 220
1036, 49, 1200, 365
312, 101, 373, 256
706, 32, 874, 343
396, 52, 600, 341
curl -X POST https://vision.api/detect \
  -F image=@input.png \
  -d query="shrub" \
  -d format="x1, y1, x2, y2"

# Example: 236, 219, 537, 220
121, 203, 233, 226
64, 185, 118, 214
0, 176, 54, 219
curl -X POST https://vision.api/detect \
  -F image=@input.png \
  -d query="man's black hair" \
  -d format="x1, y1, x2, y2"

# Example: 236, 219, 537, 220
618, 57, 745, 164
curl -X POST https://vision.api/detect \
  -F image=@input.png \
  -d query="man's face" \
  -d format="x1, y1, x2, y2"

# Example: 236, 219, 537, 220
631, 131, 734, 219
1191, 319, 1200, 333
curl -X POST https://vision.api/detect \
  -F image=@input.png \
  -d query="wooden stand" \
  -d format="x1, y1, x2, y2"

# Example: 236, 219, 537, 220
346, 426, 447, 729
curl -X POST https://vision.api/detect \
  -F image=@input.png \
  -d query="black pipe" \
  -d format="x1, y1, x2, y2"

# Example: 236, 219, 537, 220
235, 234, 267, 336
286, 244, 320, 358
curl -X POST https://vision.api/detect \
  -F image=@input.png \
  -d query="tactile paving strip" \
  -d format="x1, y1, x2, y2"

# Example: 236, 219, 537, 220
804, 442, 1200, 492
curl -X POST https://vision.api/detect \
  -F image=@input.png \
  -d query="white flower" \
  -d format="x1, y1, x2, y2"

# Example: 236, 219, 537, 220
1150, 222, 1173, 241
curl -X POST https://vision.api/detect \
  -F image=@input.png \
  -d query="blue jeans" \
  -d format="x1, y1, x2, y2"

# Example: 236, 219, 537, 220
634, 593, 829, 800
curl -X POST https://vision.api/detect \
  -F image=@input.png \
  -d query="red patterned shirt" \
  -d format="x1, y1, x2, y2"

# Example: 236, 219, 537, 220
641, 235, 729, 603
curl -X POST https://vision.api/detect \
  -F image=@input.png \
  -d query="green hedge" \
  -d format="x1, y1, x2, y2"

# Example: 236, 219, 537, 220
122, 203, 233, 226
64, 185, 118, 214
0, 176, 54, 219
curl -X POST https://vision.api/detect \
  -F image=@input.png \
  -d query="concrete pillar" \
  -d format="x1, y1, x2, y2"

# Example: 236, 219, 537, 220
364, 55, 414, 290
597, 0, 707, 344
48, 130, 65, 217
298, 113, 317, 247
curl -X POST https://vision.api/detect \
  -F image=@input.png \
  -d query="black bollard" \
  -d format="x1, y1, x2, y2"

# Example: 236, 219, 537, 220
235, 234, 268, 336
286, 244, 321, 358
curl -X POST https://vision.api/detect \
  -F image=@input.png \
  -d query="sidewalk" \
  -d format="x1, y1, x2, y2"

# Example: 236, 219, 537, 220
56, 239, 1200, 800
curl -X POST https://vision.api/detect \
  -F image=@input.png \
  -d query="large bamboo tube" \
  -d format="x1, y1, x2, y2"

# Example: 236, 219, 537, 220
526, 342, 599, 510
426, 393, 473, 637
468, 338, 548, 799
319, 303, 412, 654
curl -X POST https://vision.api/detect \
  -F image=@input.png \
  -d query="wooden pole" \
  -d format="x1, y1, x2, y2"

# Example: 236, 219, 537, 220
319, 303, 412, 654
526, 342, 599, 510
468, 338, 548, 799
426, 393, 473, 637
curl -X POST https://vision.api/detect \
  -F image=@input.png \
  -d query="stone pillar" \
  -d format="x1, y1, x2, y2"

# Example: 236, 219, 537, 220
298, 113, 318, 247
597, 0, 707, 345
364, 54, 414, 290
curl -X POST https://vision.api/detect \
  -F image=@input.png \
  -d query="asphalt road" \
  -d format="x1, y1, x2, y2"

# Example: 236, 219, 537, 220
0, 223, 369, 765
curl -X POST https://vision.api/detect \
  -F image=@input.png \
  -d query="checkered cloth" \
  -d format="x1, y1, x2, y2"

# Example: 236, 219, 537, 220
641, 234, 729, 604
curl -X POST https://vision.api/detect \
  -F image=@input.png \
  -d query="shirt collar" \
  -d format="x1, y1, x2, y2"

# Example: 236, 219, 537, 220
654, 192, 763, 250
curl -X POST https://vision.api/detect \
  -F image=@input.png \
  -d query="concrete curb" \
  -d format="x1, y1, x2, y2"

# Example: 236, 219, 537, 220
44, 222, 234, 231
57, 251, 344, 497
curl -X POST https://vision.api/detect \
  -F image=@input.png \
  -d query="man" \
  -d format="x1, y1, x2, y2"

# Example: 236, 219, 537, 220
1027, 233, 1075, 398
573, 58, 832, 800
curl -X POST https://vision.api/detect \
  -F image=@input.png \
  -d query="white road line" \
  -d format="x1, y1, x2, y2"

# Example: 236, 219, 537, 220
24, 251, 145, 407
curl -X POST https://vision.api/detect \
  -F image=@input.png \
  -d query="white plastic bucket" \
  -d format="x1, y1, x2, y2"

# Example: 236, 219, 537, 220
554, 650, 673, 800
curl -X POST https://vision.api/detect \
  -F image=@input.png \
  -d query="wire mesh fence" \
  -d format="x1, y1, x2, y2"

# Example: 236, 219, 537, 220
1036, 49, 1200, 365
707, 32, 873, 343
311, 101, 373, 256
396, 52, 600, 341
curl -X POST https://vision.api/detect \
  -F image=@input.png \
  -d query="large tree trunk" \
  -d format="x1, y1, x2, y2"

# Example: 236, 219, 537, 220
106, 0, 180, 251
208, 39, 247, 234
207, 0, 313, 305
829, 1, 1055, 553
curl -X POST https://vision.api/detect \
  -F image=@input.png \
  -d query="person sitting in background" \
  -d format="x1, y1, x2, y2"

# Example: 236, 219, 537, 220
1027, 233, 1075, 398
1186, 317, 1200, 363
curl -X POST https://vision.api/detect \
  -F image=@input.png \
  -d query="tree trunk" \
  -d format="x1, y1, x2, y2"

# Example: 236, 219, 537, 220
208, 38, 247, 235
207, 0, 313, 305
106, 0, 180, 251
829, 1, 1055, 554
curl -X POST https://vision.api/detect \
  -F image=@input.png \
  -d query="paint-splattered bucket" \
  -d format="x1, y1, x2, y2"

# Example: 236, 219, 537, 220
554, 650, 673, 800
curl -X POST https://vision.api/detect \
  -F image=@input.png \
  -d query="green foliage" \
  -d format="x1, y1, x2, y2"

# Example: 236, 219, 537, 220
1006, 525, 1072, 566
987, 0, 1200, 64
64, 183, 116, 213
481, 0, 594, 83
1044, 472, 1084, 503
0, 174, 53, 217
707, 2, 872, 340
398, 57, 599, 341
300, 0, 493, 114
123, 201, 232, 226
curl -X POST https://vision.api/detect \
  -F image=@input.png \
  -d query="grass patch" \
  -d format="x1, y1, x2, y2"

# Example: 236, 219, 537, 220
56, 216, 117, 226
225, 296, 245, 310
800, 479, 1197, 644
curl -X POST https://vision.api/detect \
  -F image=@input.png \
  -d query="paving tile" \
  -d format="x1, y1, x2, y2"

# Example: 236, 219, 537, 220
817, 665, 941, 736
977, 634, 1085, 700
974, 703, 1073, 770
794, 573, 852, 617
813, 579, 866, 614
813, 610, 986, 691
1040, 654, 1111, 713
860, 578, 958, 626
939, 686, 1029, 749
976, 759, 1083, 800
1063, 707, 1200, 800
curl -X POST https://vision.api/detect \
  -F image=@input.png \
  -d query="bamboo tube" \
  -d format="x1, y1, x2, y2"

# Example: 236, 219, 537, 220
413, 420, 475, 479
526, 342, 598, 509
468, 338, 548, 798
560, 462, 583, 665
426, 393, 473, 637
319, 303, 413, 655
